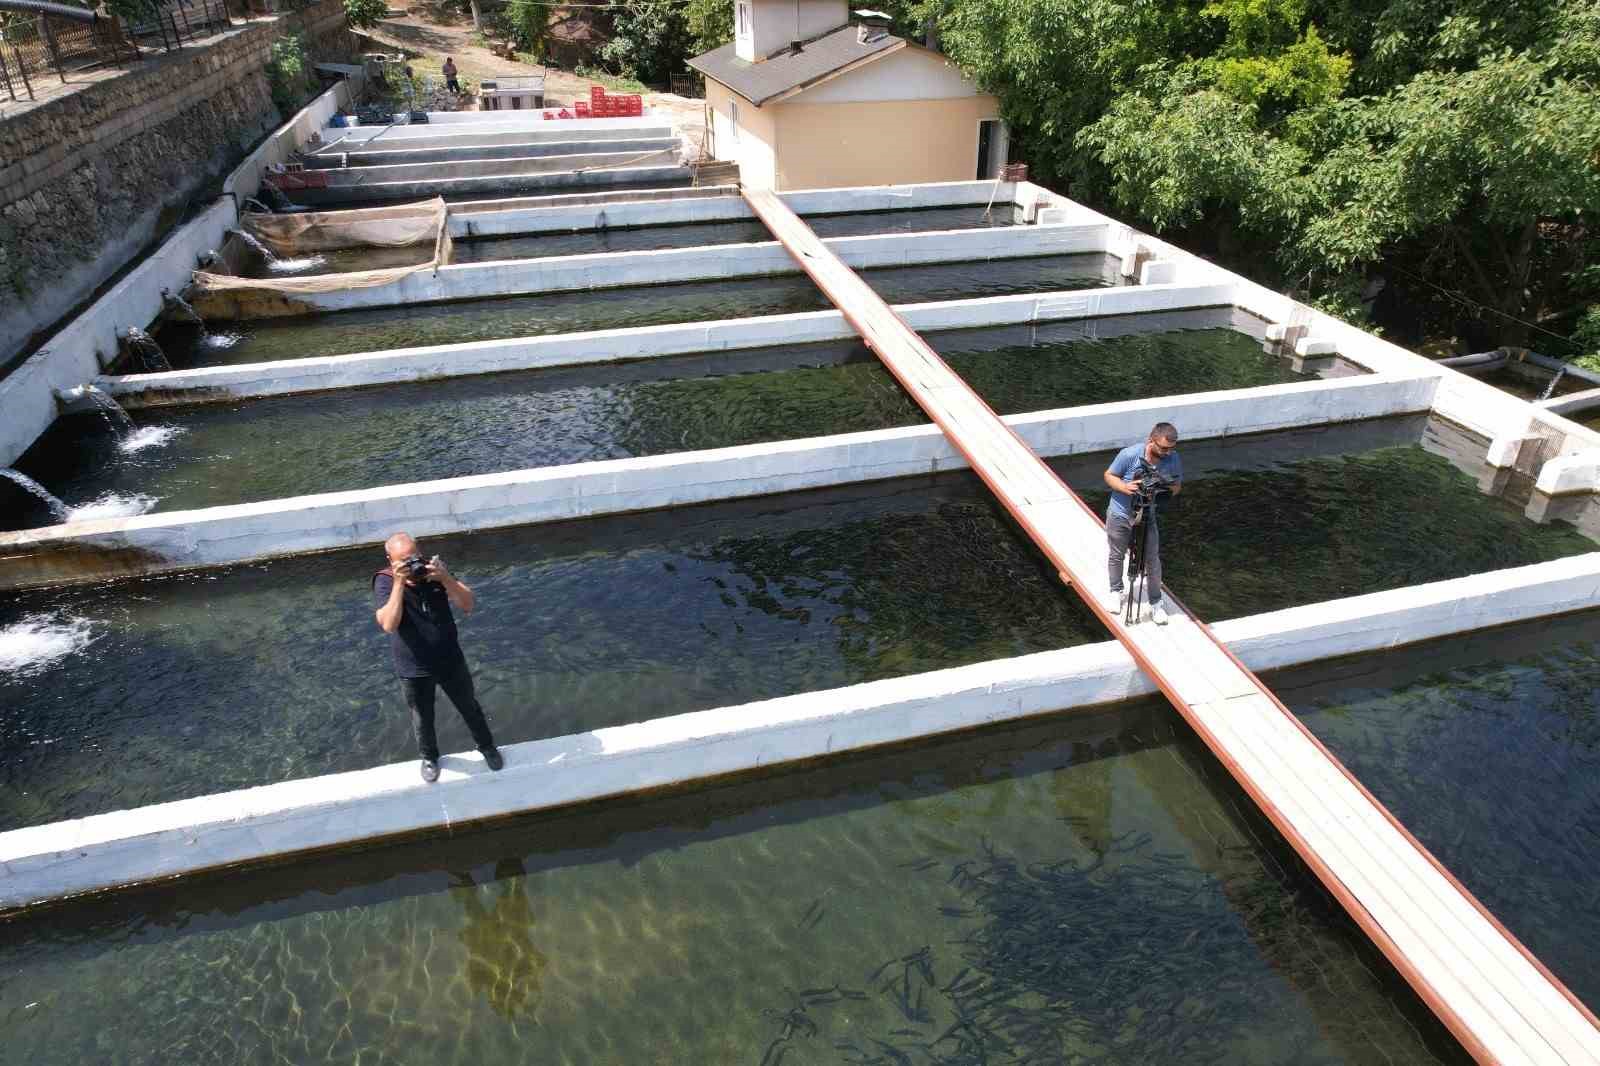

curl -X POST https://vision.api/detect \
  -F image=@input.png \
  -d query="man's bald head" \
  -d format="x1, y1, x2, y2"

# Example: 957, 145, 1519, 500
385, 532, 418, 563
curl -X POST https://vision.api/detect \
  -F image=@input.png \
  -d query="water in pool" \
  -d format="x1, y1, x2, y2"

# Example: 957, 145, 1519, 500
245, 205, 1018, 278
155, 254, 1121, 369
0, 704, 1467, 1064
14, 310, 1320, 520
1, 417, 1592, 827
1274, 610, 1600, 1012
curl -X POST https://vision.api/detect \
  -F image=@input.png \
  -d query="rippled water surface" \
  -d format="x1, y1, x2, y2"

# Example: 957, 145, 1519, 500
1, 417, 1591, 827
1277, 611, 1600, 1010
0, 705, 1467, 1065
16, 311, 1308, 519
155, 253, 1120, 368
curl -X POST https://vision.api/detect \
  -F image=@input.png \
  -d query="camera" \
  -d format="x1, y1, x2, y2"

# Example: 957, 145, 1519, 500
397, 554, 431, 581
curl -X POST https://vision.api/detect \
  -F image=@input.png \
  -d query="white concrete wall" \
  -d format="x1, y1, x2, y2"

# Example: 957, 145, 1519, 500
2, 547, 1590, 912
231, 222, 1109, 316
320, 125, 676, 154
797, 46, 987, 103
103, 282, 1233, 405
316, 147, 682, 185
0, 199, 237, 470
223, 78, 362, 206
0, 372, 1436, 589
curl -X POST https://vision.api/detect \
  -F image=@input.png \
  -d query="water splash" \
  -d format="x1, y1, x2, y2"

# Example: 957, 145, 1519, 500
0, 469, 69, 522
0, 614, 97, 677
268, 255, 328, 274
123, 327, 172, 373
65, 492, 157, 522
120, 425, 186, 453
202, 331, 242, 350
230, 228, 279, 264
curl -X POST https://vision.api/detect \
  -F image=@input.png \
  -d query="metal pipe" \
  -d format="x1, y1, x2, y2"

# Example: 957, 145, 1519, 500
0, 0, 96, 22
1437, 351, 1509, 373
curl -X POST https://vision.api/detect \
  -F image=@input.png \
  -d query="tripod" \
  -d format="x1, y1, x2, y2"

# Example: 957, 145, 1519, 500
1122, 494, 1156, 626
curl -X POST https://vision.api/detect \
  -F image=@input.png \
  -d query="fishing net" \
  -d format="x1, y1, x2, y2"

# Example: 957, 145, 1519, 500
188, 198, 453, 315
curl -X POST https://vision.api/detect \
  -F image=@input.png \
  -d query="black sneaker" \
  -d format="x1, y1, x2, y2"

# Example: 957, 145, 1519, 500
420, 758, 440, 783
480, 746, 505, 772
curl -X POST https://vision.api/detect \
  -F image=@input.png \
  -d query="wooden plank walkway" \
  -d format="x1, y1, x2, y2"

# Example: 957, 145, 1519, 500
742, 187, 1600, 1066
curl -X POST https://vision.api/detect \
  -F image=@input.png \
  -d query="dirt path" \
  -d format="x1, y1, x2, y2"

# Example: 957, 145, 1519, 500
360, 4, 707, 154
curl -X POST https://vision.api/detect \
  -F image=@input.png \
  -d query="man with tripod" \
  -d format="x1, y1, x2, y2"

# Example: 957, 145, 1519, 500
1103, 422, 1183, 625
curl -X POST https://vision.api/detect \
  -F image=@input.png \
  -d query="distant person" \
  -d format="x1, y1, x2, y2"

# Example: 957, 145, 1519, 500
443, 56, 461, 93
1103, 422, 1183, 625
373, 531, 504, 781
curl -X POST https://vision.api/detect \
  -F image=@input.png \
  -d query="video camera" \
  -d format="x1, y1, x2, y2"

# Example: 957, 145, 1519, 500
1131, 462, 1176, 507
397, 554, 433, 581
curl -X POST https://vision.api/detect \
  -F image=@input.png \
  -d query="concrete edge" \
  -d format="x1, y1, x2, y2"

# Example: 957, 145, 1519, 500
0, 372, 1438, 589
3, 547, 1594, 912
214, 223, 1112, 316
101, 282, 1231, 406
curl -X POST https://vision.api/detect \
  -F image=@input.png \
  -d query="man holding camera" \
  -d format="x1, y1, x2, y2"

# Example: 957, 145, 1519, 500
1103, 422, 1183, 625
373, 531, 504, 782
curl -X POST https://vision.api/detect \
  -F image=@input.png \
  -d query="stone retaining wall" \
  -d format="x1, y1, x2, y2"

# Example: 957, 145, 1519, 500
0, 0, 353, 368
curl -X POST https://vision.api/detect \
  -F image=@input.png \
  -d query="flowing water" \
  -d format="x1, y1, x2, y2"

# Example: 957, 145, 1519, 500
153, 254, 1122, 369
0, 469, 68, 522
121, 327, 171, 373
0, 417, 1592, 827
247, 205, 1019, 278
1274, 610, 1600, 1013
13, 311, 1323, 521
0, 701, 1468, 1065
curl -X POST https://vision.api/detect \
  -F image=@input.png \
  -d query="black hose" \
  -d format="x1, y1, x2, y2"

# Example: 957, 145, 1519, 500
0, 0, 98, 22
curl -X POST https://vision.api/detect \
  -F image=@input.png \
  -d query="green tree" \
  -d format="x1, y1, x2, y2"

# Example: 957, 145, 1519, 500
343, 0, 387, 30
684, 0, 732, 55
599, 0, 691, 84
504, 0, 553, 56
937, 0, 1600, 349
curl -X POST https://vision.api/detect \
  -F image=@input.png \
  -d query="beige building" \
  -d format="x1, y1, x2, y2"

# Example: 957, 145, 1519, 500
688, 2, 1007, 191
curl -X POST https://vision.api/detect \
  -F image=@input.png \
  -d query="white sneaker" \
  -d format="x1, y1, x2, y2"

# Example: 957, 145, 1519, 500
1106, 588, 1125, 613
1150, 601, 1170, 625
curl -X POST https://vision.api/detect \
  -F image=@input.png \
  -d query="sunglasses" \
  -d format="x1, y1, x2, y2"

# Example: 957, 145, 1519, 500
1150, 440, 1177, 455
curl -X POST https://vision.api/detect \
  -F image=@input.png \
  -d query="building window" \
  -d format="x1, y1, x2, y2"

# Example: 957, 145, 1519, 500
736, 2, 751, 39
730, 101, 740, 145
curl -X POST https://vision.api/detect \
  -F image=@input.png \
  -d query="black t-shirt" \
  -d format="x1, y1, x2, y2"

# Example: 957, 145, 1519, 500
373, 572, 467, 678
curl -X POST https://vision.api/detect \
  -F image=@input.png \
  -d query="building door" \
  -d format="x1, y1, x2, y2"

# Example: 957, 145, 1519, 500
976, 119, 1005, 179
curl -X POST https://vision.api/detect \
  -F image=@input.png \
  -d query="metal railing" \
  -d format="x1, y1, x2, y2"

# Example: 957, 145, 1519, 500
0, 0, 233, 102
123, 0, 233, 56
668, 72, 703, 99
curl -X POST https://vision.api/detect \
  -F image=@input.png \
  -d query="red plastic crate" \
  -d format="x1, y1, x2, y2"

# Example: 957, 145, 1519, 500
574, 101, 591, 116
590, 85, 606, 100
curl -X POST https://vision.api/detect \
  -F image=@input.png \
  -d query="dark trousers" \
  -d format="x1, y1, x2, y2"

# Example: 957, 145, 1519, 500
399, 659, 496, 761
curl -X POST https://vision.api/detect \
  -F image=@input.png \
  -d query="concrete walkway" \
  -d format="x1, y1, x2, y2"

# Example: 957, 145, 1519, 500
741, 186, 1600, 1066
